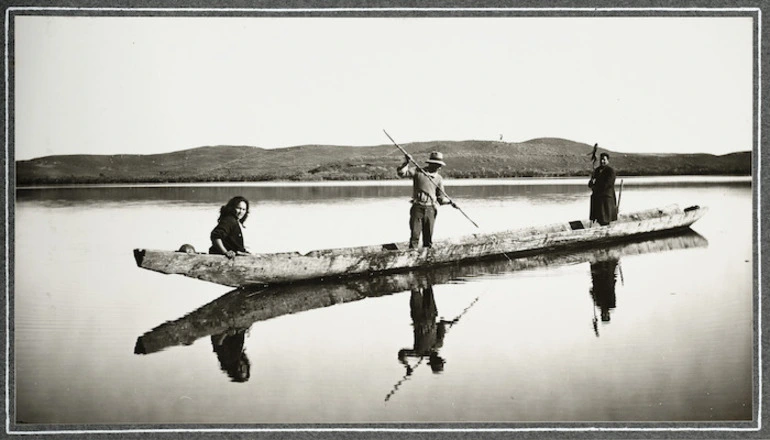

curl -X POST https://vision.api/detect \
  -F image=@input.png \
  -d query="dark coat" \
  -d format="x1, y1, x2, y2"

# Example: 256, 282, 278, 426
588, 165, 618, 225
209, 215, 246, 254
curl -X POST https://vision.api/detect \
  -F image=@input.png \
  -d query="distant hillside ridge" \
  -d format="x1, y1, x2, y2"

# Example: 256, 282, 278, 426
16, 138, 751, 185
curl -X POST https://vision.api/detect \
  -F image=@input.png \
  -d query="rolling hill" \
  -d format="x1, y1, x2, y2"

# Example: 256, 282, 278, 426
15, 138, 751, 185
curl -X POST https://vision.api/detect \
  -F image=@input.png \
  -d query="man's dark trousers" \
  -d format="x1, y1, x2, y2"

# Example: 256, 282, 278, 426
409, 205, 437, 249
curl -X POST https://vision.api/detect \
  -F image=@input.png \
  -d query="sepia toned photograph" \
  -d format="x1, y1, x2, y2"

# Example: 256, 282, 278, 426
4, 2, 764, 437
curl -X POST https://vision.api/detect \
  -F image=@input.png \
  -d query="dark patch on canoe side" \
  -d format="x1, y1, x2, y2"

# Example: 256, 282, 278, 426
684, 205, 700, 212
133, 249, 146, 267
569, 221, 585, 230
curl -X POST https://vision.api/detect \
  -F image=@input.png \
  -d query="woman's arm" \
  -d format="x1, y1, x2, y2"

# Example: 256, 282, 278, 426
213, 238, 235, 258
211, 217, 238, 258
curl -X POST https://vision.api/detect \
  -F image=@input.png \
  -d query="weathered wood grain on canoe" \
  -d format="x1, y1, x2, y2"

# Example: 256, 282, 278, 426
133, 204, 706, 287
134, 230, 707, 355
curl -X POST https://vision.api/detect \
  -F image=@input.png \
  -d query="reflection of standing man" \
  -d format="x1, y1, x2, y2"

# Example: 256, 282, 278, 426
398, 285, 456, 373
590, 259, 619, 324
211, 328, 251, 382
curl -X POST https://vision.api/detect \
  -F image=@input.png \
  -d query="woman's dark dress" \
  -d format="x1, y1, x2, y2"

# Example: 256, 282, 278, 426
209, 215, 246, 254
589, 165, 618, 225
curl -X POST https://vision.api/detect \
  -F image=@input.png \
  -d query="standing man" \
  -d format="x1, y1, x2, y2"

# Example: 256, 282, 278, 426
397, 151, 456, 249
588, 152, 618, 226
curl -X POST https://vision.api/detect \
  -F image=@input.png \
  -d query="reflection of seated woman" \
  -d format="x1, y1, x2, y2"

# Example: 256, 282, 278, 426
211, 328, 251, 382
590, 259, 619, 323
398, 286, 455, 374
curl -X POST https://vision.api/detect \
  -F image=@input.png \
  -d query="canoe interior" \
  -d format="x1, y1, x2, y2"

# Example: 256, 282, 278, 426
133, 204, 707, 287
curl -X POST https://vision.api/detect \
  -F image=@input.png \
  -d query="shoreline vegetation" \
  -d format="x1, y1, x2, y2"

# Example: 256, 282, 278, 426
16, 138, 751, 186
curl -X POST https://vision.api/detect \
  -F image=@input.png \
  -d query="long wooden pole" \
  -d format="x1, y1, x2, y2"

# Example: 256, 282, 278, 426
383, 129, 479, 229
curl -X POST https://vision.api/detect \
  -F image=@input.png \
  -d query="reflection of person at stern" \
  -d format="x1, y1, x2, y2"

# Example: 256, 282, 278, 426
590, 259, 619, 323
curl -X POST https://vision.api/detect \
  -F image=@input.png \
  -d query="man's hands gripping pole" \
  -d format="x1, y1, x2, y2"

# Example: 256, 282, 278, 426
385, 129, 477, 228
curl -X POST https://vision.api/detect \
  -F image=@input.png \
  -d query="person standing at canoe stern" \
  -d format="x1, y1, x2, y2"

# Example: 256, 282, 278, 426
397, 151, 457, 249
209, 196, 251, 259
588, 152, 618, 226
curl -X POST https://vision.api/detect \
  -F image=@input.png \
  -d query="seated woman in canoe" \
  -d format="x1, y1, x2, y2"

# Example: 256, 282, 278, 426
209, 196, 251, 258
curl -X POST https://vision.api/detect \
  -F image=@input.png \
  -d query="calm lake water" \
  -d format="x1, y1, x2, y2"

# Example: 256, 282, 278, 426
13, 177, 754, 426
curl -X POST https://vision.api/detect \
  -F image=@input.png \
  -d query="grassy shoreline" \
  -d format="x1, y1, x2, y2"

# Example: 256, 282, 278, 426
15, 172, 752, 188
16, 139, 751, 186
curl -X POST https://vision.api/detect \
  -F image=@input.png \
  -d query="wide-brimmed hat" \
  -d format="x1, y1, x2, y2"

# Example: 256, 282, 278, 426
425, 151, 446, 167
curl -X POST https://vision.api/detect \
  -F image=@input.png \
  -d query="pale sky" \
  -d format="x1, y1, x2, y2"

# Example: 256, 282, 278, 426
13, 13, 754, 160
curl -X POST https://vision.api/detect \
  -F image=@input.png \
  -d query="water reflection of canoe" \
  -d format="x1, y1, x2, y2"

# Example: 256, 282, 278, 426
134, 230, 707, 355
133, 204, 706, 287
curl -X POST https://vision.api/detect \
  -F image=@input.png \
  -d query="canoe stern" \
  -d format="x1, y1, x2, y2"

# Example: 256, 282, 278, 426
133, 248, 146, 267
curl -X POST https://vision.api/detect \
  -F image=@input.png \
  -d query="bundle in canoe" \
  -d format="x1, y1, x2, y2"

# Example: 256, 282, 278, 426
133, 204, 706, 288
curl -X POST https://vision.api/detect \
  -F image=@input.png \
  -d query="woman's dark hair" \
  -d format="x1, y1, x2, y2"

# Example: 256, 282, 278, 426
222, 352, 251, 383
219, 196, 250, 224
211, 330, 251, 383
600, 152, 610, 160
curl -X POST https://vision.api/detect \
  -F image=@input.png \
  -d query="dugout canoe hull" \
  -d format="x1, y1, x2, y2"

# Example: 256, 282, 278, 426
133, 204, 706, 287
134, 230, 708, 355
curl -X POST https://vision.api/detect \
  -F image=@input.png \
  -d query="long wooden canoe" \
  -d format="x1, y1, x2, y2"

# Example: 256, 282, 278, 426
135, 230, 708, 355
133, 204, 706, 287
